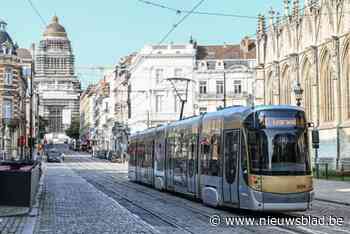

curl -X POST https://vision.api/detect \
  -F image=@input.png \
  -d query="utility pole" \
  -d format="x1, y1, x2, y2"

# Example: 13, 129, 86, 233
29, 60, 34, 161
223, 71, 226, 108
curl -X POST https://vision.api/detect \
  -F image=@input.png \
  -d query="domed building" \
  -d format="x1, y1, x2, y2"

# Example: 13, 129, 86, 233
34, 16, 81, 134
0, 19, 28, 159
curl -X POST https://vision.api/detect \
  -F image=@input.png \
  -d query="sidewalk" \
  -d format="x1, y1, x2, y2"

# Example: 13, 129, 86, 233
33, 163, 156, 233
314, 179, 350, 205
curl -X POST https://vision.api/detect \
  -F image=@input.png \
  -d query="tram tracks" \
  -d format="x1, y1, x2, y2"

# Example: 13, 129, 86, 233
67, 160, 302, 233
66, 157, 349, 234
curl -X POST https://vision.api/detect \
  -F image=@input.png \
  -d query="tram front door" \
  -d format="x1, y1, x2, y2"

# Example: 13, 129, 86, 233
222, 130, 240, 205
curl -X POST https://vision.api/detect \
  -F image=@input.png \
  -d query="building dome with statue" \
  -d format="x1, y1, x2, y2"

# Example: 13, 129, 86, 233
43, 16, 67, 38
34, 16, 81, 134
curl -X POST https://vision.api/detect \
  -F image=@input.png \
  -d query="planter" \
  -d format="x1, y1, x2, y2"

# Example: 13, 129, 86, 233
0, 161, 41, 207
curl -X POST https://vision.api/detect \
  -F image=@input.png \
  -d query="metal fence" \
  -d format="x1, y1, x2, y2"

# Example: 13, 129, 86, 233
314, 163, 350, 181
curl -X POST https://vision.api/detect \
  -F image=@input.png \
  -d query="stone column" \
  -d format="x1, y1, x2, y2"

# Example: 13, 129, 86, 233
272, 61, 281, 104
331, 36, 342, 170
290, 53, 299, 105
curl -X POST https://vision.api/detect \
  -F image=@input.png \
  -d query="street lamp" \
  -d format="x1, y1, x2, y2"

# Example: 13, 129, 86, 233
293, 82, 304, 107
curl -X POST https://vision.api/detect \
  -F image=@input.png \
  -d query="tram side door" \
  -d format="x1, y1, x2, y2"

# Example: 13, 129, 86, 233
222, 130, 240, 205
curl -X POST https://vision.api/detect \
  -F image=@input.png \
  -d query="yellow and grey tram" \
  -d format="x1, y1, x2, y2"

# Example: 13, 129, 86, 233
128, 105, 314, 211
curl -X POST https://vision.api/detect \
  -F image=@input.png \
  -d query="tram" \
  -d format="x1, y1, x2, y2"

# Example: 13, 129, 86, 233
128, 105, 314, 211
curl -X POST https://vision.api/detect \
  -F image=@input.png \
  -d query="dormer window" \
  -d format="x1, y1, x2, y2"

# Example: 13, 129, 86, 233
4, 67, 13, 85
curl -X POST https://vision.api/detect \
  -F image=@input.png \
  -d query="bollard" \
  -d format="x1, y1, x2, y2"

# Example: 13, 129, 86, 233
342, 164, 345, 181
325, 163, 328, 180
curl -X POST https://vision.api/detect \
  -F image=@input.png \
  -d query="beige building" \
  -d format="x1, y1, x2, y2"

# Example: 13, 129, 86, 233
80, 84, 96, 143
0, 19, 28, 160
255, 0, 350, 169
194, 38, 256, 113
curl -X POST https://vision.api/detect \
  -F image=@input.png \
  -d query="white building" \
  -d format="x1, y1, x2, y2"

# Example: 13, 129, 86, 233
92, 71, 115, 152
194, 38, 256, 113
34, 16, 81, 133
127, 43, 197, 133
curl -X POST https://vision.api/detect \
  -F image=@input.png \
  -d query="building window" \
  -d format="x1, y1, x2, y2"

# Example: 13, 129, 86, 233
2, 100, 12, 119
234, 80, 242, 94
4, 67, 13, 85
216, 80, 224, 94
47, 82, 55, 89
155, 95, 163, 113
174, 68, 182, 77
199, 81, 207, 94
199, 107, 207, 114
155, 69, 163, 84
174, 95, 179, 113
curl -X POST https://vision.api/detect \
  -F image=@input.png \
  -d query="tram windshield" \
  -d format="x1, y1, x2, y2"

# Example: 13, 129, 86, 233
244, 109, 311, 176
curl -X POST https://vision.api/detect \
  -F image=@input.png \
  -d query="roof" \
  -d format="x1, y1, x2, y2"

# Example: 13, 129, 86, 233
196, 38, 256, 60
0, 20, 17, 55
0, 30, 13, 45
43, 16, 67, 38
17, 48, 32, 60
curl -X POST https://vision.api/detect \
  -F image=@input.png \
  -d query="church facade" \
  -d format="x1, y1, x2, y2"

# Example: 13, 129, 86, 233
255, 0, 350, 169
34, 16, 80, 134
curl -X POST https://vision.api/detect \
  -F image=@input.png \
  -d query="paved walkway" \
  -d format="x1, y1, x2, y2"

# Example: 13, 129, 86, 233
314, 179, 350, 205
33, 162, 156, 234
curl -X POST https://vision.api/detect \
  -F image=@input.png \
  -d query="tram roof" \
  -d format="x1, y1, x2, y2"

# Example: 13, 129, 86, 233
130, 105, 304, 138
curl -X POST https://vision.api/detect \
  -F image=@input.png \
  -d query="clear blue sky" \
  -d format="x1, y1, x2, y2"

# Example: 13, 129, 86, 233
2, 0, 285, 86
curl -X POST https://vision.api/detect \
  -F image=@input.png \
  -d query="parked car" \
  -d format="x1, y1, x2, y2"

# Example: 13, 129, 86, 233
47, 150, 64, 163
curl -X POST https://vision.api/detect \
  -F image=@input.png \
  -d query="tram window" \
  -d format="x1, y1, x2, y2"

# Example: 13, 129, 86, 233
248, 131, 268, 173
155, 141, 164, 171
241, 133, 248, 183
189, 143, 195, 177
224, 131, 239, 184
201, 142, 210, 175
210, 135, 220, 176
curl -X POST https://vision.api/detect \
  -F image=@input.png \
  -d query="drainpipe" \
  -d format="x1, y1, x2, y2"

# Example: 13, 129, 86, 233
333, 36, 341, 171
311, 45, 320, 166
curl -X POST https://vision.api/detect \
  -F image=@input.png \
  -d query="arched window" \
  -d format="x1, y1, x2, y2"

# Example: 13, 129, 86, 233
281, 66, 292, 104
302, 59, 312, 120
266, 72, 273, 105
343, 44, 350, 119
320, 50, 334, 122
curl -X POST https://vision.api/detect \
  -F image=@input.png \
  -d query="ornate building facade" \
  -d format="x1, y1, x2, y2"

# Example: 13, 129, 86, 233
35, 16, 80, 134
194, 37, 256, 113
0, 19, 28, 159
255, 0, 350, 169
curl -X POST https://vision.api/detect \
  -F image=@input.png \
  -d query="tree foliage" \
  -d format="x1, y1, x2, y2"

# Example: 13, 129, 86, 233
65, 119, 80, 140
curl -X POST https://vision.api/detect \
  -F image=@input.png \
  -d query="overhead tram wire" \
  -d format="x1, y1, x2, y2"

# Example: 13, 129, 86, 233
114, 0, 206, 105
26, 0, 47, 27
158, 0, 206, 44
137, 0, 258, 19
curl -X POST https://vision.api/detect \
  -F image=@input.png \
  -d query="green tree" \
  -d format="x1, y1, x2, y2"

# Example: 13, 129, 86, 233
38, 116, 48, 140
65, 119, 80, 140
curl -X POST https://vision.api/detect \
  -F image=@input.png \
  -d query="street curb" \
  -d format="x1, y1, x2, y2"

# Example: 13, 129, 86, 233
21, 163, 46, 234
315, 198, 350, 206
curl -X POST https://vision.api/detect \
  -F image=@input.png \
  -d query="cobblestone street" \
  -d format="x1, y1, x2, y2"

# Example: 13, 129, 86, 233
20, 153, 348, 234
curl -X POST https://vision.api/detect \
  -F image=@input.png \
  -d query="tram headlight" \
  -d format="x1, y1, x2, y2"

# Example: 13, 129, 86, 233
248, 175, 262, 191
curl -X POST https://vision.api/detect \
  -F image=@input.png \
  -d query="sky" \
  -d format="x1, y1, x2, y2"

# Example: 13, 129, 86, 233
2, 0, 285, 87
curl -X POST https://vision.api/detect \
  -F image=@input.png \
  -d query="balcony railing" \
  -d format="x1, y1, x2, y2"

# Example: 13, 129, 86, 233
197, 91, 248, 100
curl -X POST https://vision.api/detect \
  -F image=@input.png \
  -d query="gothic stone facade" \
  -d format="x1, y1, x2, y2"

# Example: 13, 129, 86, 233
35, 16, 80, 133
255, 0, 350, 169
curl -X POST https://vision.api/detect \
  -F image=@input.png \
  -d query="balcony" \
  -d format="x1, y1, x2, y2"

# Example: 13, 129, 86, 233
197, 91, 248, 100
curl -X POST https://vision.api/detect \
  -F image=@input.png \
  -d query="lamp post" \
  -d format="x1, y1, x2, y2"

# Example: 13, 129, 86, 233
293, 82, 304, 107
